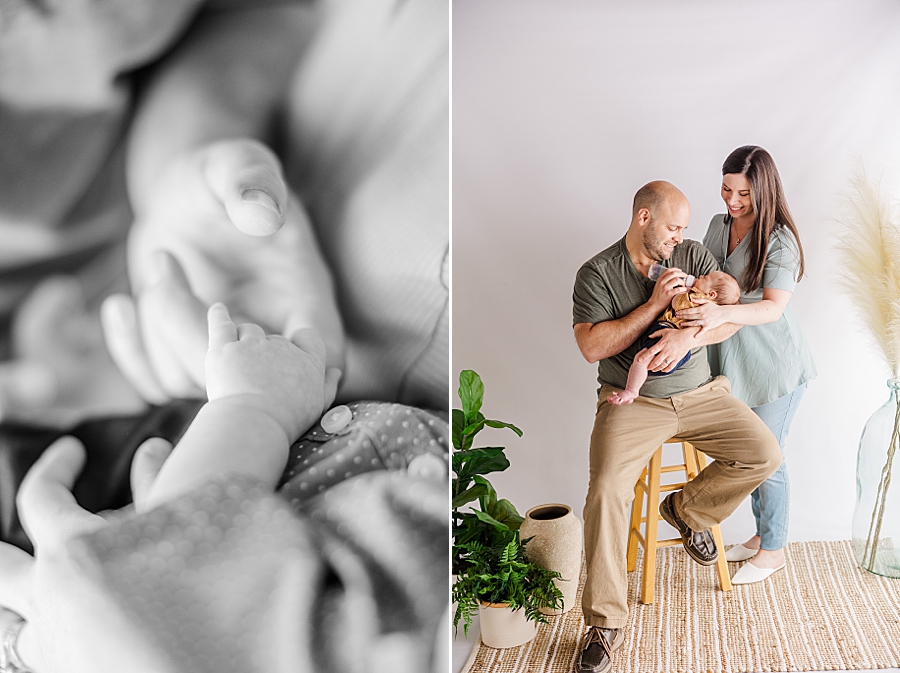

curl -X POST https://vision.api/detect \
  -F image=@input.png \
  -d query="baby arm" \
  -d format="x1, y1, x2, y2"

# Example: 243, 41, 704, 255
144, 303, 340, 508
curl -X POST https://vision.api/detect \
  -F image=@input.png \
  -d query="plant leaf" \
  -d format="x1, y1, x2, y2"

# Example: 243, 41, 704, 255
472, 509, 510, 530
489, 498, 523, 530
458, 370, 484, 424
483, 419, 524, 437
452, 409, 465, 450
452, 483, 488, 509
474, 475, 497, 511
453, 447, 510, 481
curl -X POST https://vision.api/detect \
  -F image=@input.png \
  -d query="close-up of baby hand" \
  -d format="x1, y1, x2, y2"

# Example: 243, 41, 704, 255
205, 303, 341, 441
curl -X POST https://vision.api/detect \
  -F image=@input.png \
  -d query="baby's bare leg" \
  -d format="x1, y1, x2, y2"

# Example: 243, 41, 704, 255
607, 356, 649, 406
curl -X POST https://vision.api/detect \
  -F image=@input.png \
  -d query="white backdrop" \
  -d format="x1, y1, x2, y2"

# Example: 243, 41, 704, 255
452, 0, 900, 547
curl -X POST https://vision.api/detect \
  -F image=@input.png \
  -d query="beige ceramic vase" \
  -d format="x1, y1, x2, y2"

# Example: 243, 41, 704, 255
478, 602, 537, 649
519, 503, 583, 615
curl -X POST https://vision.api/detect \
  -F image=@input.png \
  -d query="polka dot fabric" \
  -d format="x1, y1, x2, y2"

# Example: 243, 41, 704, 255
66, 404, 449, 673
279, 401, 448, 504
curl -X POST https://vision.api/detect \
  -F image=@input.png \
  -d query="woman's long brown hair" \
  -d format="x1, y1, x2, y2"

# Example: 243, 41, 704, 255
722, 146, 805, 293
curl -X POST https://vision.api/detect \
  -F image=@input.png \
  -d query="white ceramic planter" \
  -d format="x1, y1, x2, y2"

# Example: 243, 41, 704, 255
478, 602, 537, 649
519, 503, 583, 615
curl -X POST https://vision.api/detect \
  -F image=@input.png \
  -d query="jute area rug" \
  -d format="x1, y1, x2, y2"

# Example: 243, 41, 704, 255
461, 541, 900, 673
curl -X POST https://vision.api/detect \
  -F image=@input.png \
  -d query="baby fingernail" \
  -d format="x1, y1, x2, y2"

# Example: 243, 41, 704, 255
241, 189, 281, 215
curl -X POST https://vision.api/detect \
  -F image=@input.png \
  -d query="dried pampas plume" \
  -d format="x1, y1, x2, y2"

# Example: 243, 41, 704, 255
834, 170, 900, 380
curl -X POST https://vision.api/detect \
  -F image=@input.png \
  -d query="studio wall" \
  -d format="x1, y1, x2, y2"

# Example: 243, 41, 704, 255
452, 0, 900, 544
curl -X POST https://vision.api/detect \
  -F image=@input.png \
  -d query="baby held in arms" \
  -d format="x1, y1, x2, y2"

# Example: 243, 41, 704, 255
608, 271, 741, 406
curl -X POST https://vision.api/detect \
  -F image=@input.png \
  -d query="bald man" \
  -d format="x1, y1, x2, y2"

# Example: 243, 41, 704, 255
571, 181, 781, 673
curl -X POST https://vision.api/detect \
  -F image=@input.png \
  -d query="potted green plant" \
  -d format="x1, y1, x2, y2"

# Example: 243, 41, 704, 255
452, 369, 563, 647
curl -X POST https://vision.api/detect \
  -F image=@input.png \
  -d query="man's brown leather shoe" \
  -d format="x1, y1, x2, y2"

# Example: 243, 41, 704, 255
659, 493, 718, 566
576, 626, 624, 673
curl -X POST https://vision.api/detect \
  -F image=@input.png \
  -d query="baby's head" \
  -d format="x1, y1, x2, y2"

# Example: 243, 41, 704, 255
692, 271, 740, 305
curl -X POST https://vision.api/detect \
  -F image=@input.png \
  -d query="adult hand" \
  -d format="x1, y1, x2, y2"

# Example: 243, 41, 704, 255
0, 277, 146, 427
647, 267, 689, 312
636, 327, 696, 373
676, 298, 728, 336
102, 139, 345, 404
0, 435, 179, 672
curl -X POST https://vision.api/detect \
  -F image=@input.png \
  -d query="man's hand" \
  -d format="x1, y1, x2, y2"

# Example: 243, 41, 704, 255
102, 139, 345, 404
648, 267, 689, 312
636, 327, 697, 373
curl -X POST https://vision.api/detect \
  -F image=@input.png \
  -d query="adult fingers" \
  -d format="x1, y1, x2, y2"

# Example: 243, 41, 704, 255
101, 294, 170, 405
287, 327, 327, 362
324, 367, 343, 407
0, 547, 34, 618
17, 437, 104, 546
202, 139, 288, 237
645, 347, 671, 372
236, 322, 266, 341
140, 252, 209, 395
131, 438, 174, 513
284, 304, 346, 373
0, 359, 58, 423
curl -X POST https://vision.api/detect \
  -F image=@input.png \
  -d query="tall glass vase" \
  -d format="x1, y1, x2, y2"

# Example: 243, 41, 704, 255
852, 379, 900, 578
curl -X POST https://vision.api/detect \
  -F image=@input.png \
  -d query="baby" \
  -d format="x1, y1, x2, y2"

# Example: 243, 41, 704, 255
144, 302, 447, 509
607, 271, 741, 406
144, 303, 340, 507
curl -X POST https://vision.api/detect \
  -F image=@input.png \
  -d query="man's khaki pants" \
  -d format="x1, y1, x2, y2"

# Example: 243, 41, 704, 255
582, 376, 781, 629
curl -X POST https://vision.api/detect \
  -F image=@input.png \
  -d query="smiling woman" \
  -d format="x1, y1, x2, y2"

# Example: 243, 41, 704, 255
694, 145, 817, 585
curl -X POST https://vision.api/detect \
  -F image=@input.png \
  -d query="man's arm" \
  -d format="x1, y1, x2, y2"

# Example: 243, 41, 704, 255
573, 267, 689, 363
638, 322, 742, 372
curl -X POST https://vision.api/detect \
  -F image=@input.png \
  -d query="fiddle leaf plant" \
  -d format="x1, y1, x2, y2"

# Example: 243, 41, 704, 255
452, 369, 524, 566
452, 370, 563, 635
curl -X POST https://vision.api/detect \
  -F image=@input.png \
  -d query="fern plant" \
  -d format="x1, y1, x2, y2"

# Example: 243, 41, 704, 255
452, 534, 563, 635
452, 370, 563, 635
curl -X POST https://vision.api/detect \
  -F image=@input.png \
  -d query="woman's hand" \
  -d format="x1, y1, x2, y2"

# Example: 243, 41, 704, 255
0, 435, 175, 672
676, 297, 730, 336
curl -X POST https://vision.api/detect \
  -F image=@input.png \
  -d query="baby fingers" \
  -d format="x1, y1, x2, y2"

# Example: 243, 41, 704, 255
207, 303, 238, 348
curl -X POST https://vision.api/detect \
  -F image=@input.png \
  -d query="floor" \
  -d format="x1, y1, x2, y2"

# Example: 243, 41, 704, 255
451, 585, 900, 673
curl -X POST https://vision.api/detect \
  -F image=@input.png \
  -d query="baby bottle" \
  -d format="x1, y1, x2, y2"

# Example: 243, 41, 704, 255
649, 263, 694, 287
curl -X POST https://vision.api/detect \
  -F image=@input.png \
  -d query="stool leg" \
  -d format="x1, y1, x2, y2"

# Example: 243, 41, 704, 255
682, 441, 700, 480
693, 448, 732, 592
710, 524, 733, 591
640, 448, 663, 604
627, 468, 645, 573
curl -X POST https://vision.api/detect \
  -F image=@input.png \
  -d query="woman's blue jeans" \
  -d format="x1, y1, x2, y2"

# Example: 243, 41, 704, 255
749, 382, 807, 550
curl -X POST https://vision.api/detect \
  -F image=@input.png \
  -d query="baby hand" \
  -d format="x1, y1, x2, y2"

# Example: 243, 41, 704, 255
205, 303, 341, 441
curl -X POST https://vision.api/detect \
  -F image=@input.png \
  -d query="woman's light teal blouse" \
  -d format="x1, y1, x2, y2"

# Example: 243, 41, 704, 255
703, 214, 817, 408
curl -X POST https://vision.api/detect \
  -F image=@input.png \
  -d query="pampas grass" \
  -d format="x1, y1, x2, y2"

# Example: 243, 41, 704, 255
834, 170, 900, 379
835, 168, 900, 573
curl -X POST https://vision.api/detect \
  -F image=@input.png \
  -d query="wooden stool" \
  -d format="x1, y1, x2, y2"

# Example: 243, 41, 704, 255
627, 440, 732, 604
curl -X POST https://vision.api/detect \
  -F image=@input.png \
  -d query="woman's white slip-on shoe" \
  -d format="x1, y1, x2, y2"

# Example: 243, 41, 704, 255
730, 561, 786, 585
725, 543, 759, 562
